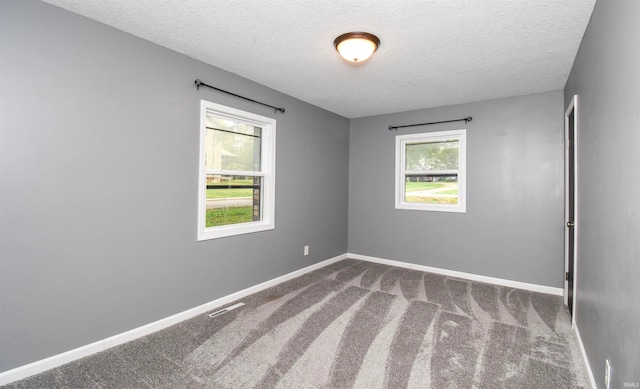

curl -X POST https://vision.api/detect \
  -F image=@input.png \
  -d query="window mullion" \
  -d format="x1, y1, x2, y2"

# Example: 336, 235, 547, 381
206, 169, 266, 176
405, 169, 459, 176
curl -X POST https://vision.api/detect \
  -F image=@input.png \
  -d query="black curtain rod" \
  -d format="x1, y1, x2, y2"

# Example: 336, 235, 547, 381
205, 126, 261, 138
388, 116, 472, 131
194, 79, 285, 114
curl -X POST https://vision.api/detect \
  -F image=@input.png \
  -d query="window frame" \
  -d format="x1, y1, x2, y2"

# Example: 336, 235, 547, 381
395, 129, 467, 213
197, 100, 276, 241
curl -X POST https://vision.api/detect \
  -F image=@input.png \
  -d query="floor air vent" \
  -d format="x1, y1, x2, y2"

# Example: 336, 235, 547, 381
208, 302, 245, 318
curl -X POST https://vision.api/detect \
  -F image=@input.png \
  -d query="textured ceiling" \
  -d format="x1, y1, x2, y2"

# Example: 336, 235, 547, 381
42, 0, 596, 118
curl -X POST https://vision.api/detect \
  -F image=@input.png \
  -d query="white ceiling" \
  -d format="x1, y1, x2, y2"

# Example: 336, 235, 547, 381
43, 0, 596, 119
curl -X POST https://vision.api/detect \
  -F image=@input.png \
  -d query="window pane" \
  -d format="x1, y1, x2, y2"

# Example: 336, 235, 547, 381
205, 174, 261, 227
404, 174, 458, 204
405, 140, 459, 171
205, 116, 261, 171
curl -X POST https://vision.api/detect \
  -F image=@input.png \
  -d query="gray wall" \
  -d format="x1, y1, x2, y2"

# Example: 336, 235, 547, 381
0, 0, 349, 372
564, 0, 640, 386
349, 91, 565, 287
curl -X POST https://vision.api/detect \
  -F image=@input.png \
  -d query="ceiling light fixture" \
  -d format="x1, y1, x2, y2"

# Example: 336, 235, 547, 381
334, 32, 380, 63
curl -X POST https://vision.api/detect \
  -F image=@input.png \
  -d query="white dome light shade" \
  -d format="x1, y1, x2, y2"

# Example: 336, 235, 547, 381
334, 32, 380, 63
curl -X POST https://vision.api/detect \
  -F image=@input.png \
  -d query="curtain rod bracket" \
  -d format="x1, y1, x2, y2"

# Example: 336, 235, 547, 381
388, 116, 472, 131
194, 79, 285, 114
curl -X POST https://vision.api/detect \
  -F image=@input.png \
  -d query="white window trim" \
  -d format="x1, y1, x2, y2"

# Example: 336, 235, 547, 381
197, 100, 276, 241
395, 129, 466, 213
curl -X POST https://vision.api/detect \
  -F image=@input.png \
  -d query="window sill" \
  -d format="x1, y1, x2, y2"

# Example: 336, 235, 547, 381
395, 202, 466, 213
197, 221, 274, 241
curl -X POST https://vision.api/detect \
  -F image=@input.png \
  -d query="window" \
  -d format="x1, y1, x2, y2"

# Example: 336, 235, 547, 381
395, 129, 466, 213
198, 100, 276, 240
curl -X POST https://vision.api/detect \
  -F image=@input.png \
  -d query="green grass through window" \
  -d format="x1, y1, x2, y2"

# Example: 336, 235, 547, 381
405, 196, 458, 204
206, 188, 253, 199
405, 182, 448, 191
206, 206, 253, 227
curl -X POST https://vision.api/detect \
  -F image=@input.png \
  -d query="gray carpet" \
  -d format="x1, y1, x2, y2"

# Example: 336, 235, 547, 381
3, 259, 590, 388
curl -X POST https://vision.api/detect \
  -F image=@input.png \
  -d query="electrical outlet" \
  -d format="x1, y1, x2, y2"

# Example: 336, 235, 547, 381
304, 245, 309, 256
605, 359, 611, 389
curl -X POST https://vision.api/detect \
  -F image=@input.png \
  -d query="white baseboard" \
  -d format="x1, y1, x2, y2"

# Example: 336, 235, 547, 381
0, 253, 347, 386
0, 251, 566, 385
348, 253, 564, 296
574, 322, 597, 388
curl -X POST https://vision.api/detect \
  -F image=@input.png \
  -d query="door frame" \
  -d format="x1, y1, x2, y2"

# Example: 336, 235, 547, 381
564, 94, 579, 325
